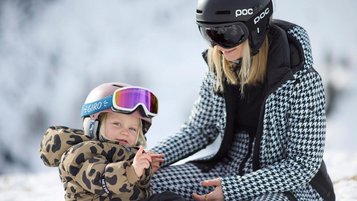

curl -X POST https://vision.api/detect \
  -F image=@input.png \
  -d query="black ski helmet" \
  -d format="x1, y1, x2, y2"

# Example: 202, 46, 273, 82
196, 0, 273, 55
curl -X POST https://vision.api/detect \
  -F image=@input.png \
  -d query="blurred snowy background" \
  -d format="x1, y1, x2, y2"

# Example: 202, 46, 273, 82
0, 0, 356, 200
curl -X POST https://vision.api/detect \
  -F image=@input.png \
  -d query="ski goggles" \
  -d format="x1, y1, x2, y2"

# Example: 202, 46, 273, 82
81, 86, 158, 118
197, 21, 249, 49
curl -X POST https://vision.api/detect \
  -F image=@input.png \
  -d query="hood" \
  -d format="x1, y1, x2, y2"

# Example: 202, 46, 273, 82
39, 126, 92, 167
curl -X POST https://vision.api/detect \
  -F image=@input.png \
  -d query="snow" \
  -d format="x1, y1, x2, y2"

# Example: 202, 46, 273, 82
0, 170, 63, 201
0, 0, 357, 200
1, 153, 356, 201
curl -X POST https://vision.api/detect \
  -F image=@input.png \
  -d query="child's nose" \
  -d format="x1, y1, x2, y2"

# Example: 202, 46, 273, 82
120, 128, 130, 135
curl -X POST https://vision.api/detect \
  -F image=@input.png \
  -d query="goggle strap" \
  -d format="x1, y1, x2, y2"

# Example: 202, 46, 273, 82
244, 1, 273, 32
81, 95, 113, 117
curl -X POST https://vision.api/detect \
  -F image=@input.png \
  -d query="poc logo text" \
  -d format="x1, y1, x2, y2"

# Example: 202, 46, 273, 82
254, 7, 270, 24
235, 8, 253, 17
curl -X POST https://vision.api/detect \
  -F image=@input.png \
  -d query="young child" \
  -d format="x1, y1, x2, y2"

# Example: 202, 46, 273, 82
40, 82, 178, 201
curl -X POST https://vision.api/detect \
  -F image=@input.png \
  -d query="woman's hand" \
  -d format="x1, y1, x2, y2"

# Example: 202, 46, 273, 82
192, 178, 224, 201
132, 146, 152, 177
147, 152, 164, 173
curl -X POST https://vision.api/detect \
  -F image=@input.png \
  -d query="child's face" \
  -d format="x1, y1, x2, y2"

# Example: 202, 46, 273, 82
103, 112, 140, 146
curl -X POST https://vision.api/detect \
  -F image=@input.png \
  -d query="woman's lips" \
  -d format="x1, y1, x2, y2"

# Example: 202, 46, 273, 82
221, 48, 236, 54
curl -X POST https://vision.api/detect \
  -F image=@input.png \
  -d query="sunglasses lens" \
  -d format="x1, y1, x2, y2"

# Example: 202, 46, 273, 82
113, 87, 158, 117
198, 22, 248, 48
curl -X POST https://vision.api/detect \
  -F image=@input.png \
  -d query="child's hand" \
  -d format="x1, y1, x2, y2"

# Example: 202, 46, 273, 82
132, 146, 152, 177
147, 152, 164, 173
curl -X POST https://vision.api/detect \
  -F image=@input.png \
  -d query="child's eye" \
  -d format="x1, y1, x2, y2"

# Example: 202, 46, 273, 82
129, 128, 137, 133
113, 122, 121, 127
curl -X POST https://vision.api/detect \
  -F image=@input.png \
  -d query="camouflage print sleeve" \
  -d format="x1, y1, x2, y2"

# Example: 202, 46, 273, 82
60, 141, 150, 200
103, 144, 152, 199
135, 168, 153, 197
104, 161, 139, 193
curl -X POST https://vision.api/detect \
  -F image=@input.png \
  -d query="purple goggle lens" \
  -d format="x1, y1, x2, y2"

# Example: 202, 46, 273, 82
113, 87, 158, 117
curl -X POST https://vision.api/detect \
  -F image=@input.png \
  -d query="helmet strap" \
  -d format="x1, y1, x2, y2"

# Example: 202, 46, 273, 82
249, 27, 269, 55
88, 119, 100, 139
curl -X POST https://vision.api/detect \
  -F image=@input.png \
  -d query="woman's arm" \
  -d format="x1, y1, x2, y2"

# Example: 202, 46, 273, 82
151, 71, 226, 166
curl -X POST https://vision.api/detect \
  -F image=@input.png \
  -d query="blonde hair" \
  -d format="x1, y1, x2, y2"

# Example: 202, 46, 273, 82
98, 113, 147, 147
207, 36, 269, 94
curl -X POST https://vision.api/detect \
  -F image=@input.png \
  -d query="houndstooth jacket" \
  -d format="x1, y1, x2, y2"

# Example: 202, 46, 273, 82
152, 20, 335, 201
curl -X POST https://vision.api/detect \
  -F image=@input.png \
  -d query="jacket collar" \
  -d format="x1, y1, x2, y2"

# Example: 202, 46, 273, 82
265, 24, 294, 94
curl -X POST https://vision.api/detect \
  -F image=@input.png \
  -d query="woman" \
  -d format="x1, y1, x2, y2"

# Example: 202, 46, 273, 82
150, 0, 335, 200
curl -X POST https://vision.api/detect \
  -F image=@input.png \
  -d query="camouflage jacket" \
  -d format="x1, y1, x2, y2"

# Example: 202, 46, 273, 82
40, 126, 152, 201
